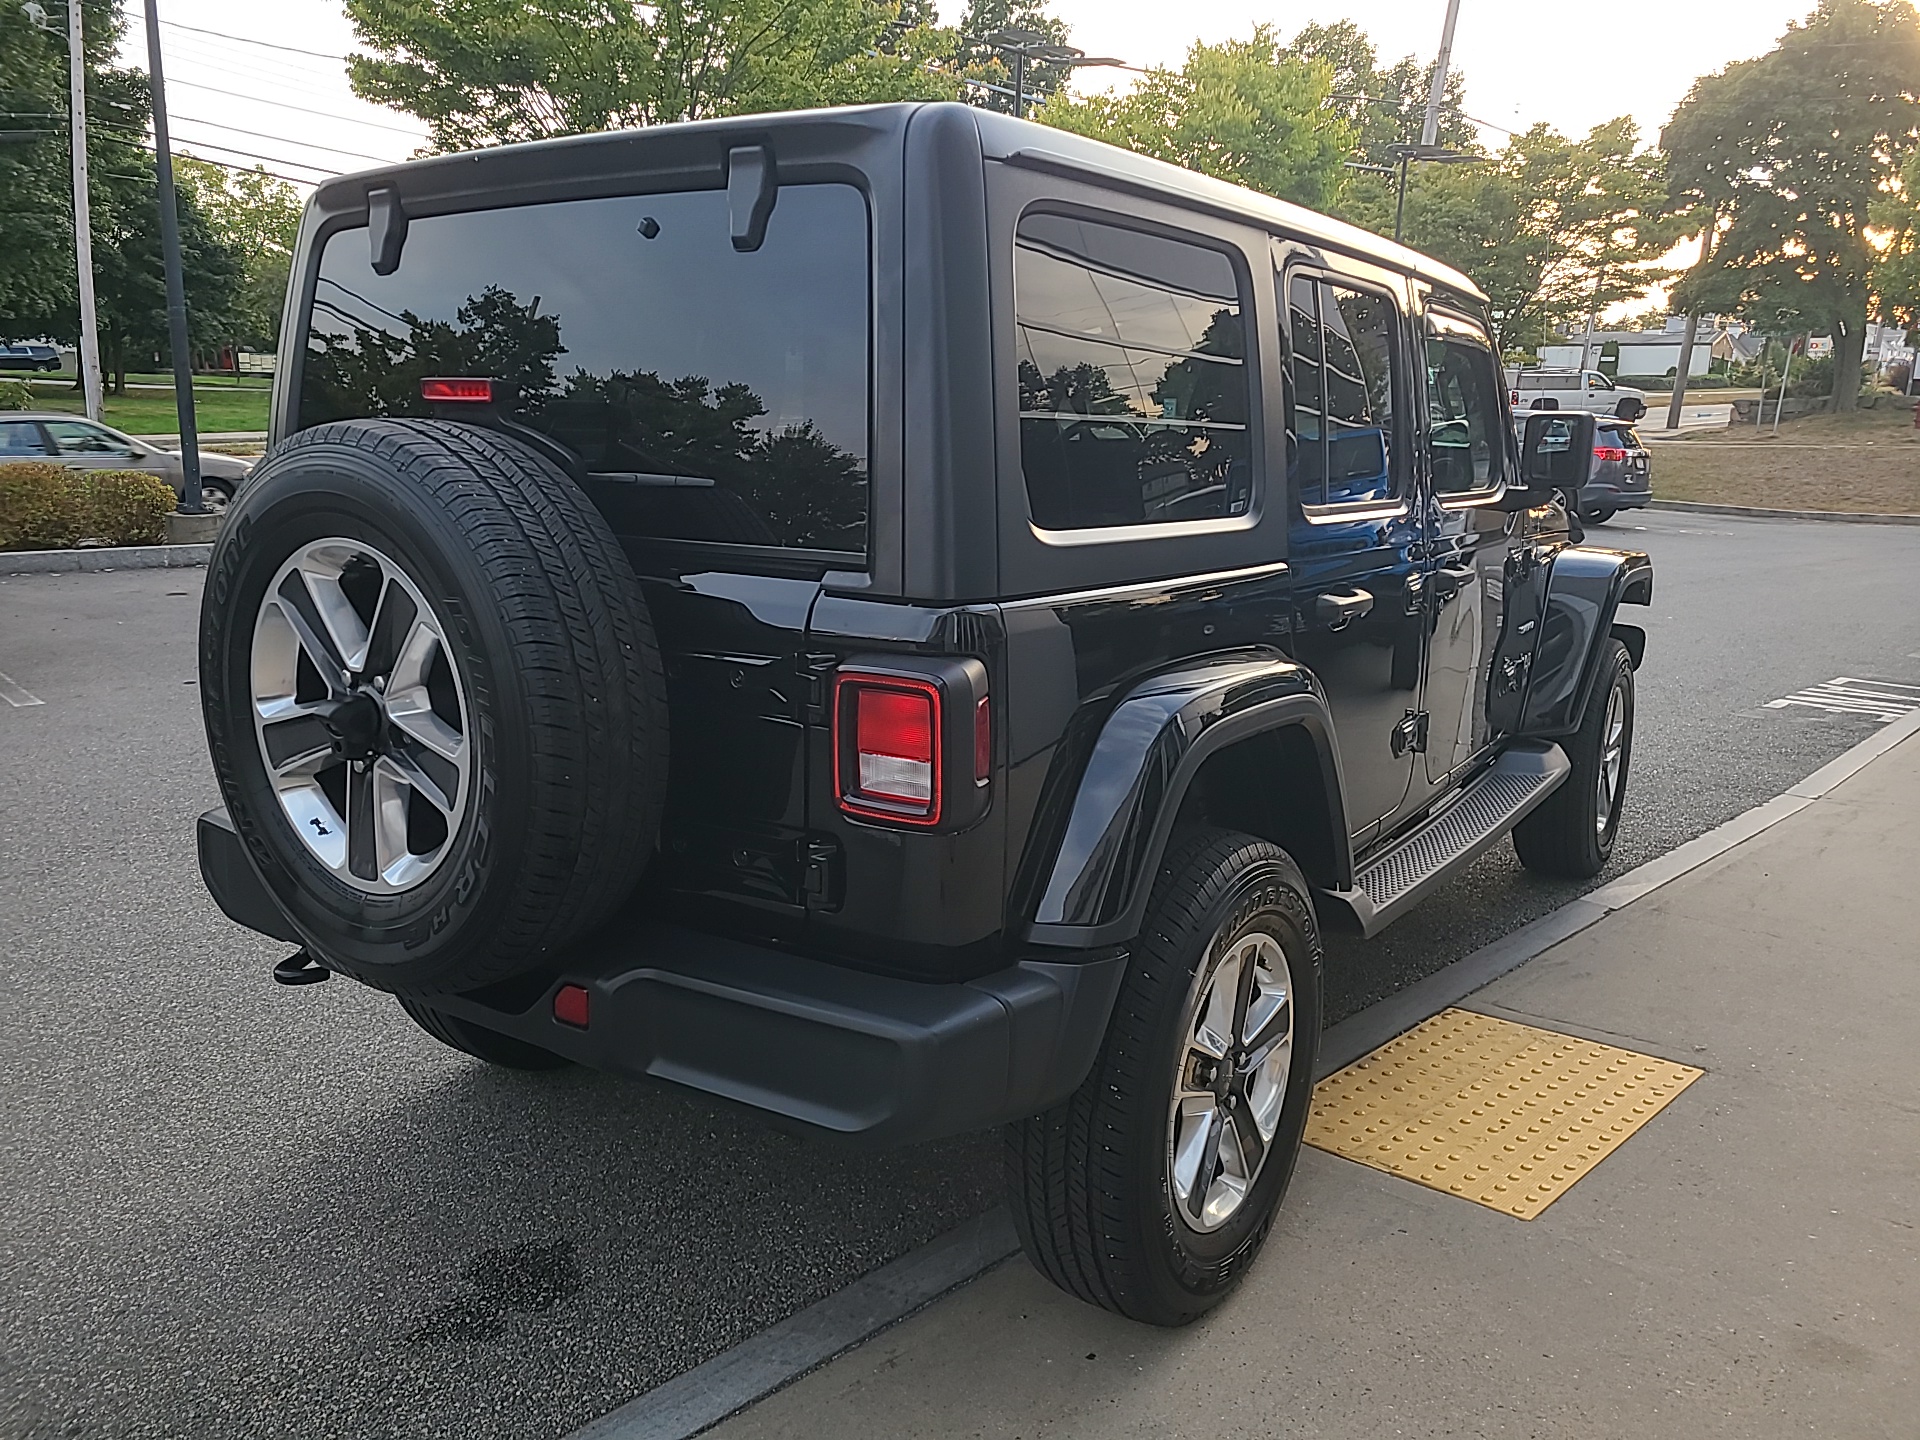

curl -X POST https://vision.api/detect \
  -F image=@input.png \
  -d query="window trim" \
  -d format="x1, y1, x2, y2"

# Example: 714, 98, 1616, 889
1013, 201, 1261, 546
1281, 263, 1413, 527
1424, 306, 1513, 509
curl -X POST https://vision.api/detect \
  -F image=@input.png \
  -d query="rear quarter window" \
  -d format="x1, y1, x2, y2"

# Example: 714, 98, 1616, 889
300, 183, 872, 557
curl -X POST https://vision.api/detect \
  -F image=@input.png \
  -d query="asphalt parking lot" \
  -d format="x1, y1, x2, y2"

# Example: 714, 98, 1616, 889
4, 509, 1919, 1440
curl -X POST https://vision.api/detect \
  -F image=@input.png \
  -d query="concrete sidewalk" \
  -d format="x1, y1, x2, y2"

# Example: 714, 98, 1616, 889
711, 733, 1920, 1440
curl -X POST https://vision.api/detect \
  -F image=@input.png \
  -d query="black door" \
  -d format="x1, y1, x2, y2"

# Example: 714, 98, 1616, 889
1417, 307, 1550, 788
1283, 269, 1423, 847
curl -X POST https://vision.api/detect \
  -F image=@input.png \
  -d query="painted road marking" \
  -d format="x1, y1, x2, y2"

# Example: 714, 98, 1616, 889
1764, 677, 1920, 724
1306, 1008, 1701, 1220
0, 669, 44, 707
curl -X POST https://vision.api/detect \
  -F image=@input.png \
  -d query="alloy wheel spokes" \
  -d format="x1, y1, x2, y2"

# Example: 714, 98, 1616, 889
1167, 928, 1297, 1232
1597, 684, 1626, 834
251, 539, 470, 895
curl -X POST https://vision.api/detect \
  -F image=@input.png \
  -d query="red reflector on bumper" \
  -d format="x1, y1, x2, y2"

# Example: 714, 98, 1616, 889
553, 984, 590, 1028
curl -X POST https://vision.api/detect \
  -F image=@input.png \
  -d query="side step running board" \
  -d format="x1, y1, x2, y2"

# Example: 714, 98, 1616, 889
1317, 742, 1570, 938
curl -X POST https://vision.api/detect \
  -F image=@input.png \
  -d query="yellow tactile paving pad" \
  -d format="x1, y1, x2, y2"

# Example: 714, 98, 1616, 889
1305, 1008, 1702, 1219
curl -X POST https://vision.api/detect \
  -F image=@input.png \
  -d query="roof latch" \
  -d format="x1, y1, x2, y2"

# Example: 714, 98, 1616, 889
368, 185, 408, 275
727, 144, 777, 253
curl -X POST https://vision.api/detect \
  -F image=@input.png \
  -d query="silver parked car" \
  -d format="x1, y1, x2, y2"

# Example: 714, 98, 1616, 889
0, 413, 252, 512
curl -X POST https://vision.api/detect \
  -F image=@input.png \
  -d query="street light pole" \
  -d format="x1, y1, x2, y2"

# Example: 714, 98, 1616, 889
1420, 0, 1465, 147
64, 0, 104, 420
142, 0, 201, 514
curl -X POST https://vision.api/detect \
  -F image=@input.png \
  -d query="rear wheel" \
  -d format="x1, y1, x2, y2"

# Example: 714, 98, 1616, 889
1514, 638, 1634, 879
1581, 503, 1616, 525
397, 996, 569, 1070
1004, 830, 1322, 1326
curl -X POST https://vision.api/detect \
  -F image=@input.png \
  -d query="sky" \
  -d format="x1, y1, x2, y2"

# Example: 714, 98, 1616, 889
113, 0, 1841, 189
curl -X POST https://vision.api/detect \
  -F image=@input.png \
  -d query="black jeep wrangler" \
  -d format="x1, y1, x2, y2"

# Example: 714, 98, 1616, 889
198, 103, 1651, 1327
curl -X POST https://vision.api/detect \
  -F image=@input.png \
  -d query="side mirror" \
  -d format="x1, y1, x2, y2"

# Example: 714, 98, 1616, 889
1519, 409, 1594, 490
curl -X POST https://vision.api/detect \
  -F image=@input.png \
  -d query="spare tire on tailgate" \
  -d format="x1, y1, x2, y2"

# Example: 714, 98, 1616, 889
199, 418, 668, 996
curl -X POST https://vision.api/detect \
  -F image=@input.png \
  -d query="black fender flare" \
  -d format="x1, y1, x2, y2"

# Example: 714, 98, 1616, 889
1518, 546, 1653, 737
1025, 650, 1351, 948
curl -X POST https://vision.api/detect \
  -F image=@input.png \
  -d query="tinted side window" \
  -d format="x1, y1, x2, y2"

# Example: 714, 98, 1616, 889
302, 184, 871, 556
1426, 336, 1506, 495
1015, 213, 1250, 532
43, 421, 124, 456
1287, 277, 1400, 509
0, 421, 49, 456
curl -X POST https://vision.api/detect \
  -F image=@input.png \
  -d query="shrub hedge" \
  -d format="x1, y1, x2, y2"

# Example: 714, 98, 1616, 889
0, 462, 178, 551
0, 377, 33, 410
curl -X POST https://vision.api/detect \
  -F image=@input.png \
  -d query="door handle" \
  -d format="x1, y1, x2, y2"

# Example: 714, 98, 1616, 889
1435, 561, 1477, 602
1315, 588, 1374, 630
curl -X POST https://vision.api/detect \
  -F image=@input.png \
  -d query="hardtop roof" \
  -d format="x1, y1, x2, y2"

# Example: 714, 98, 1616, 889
307, 101, 1484, 302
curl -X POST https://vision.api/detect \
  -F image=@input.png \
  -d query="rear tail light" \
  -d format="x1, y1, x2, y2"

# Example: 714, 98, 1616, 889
836, 675, 943, 823
831, 659, 992, 829
1593, 446, 1629, 462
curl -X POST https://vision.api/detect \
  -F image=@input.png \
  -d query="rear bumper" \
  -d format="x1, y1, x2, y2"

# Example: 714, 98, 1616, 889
199, 808, 1124, 1146
1580, 478, 1651, 511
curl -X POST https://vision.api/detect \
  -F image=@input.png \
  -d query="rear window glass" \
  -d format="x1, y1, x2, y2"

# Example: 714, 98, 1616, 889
300, 183, 871, 556
1014, 212, 1251, 532
1598, 424, 1639, 448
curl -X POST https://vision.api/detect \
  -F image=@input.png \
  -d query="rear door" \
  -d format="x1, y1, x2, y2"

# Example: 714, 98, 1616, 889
296, 180, 877, 943
1281, 260, 1423, 846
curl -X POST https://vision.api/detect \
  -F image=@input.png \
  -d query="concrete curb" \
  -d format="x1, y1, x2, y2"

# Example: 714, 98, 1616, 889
1647, 498, 1920, 526
568, 1211, 1021, 1440
563, 704, 1920, 1440
2, 544, 211, 575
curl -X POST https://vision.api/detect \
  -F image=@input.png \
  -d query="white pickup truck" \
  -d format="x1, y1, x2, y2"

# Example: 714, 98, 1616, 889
1507, 368, 1649, 421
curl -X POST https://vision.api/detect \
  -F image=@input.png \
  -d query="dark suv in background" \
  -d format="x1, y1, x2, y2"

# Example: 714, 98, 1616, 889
1582, 417, 1653, 524
197, 103, 1651, 1327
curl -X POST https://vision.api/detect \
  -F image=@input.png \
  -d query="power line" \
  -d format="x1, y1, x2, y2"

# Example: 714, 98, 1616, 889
158, 18, 350, 62
158, 77, 424, 138
168, 114, 392, 165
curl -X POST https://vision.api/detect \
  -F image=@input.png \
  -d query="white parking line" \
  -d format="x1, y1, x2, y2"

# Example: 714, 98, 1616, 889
0, 669, 44, 707
1764, 677, 1920, 724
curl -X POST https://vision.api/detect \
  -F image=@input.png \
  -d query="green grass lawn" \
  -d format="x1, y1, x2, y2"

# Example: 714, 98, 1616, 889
23, 381, 270, 435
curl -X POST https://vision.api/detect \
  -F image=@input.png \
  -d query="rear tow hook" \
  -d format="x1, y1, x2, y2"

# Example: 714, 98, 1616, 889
272, 950, 332, 986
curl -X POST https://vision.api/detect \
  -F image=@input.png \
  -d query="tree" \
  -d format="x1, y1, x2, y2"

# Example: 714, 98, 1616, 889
1874, 152, 1920, 333
344, 0, 960, 151
1285, 19, 1475, 234
1, 0, 240, 389
1395, 119, 1674, 353
1037, 26, 1355, 213
178, 160, 304, 350
1662, 0, 1920, 410
948, 0, 1075, 115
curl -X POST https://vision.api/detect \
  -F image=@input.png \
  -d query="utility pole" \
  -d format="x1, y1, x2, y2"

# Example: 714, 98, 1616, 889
1420, 0, 1465, 147
65, 0, 103, 420
142, 0, 201, 514
1664, 215, 1720, 432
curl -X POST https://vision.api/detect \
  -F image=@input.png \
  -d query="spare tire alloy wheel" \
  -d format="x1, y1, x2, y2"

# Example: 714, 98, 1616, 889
202, 419, 668, 999
252, 539, 469, 894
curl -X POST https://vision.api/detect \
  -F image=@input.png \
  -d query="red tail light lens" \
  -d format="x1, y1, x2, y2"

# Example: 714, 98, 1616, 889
1593, 446, 1629, 462
421, 377, 495, 403
835, 675, 943, 824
